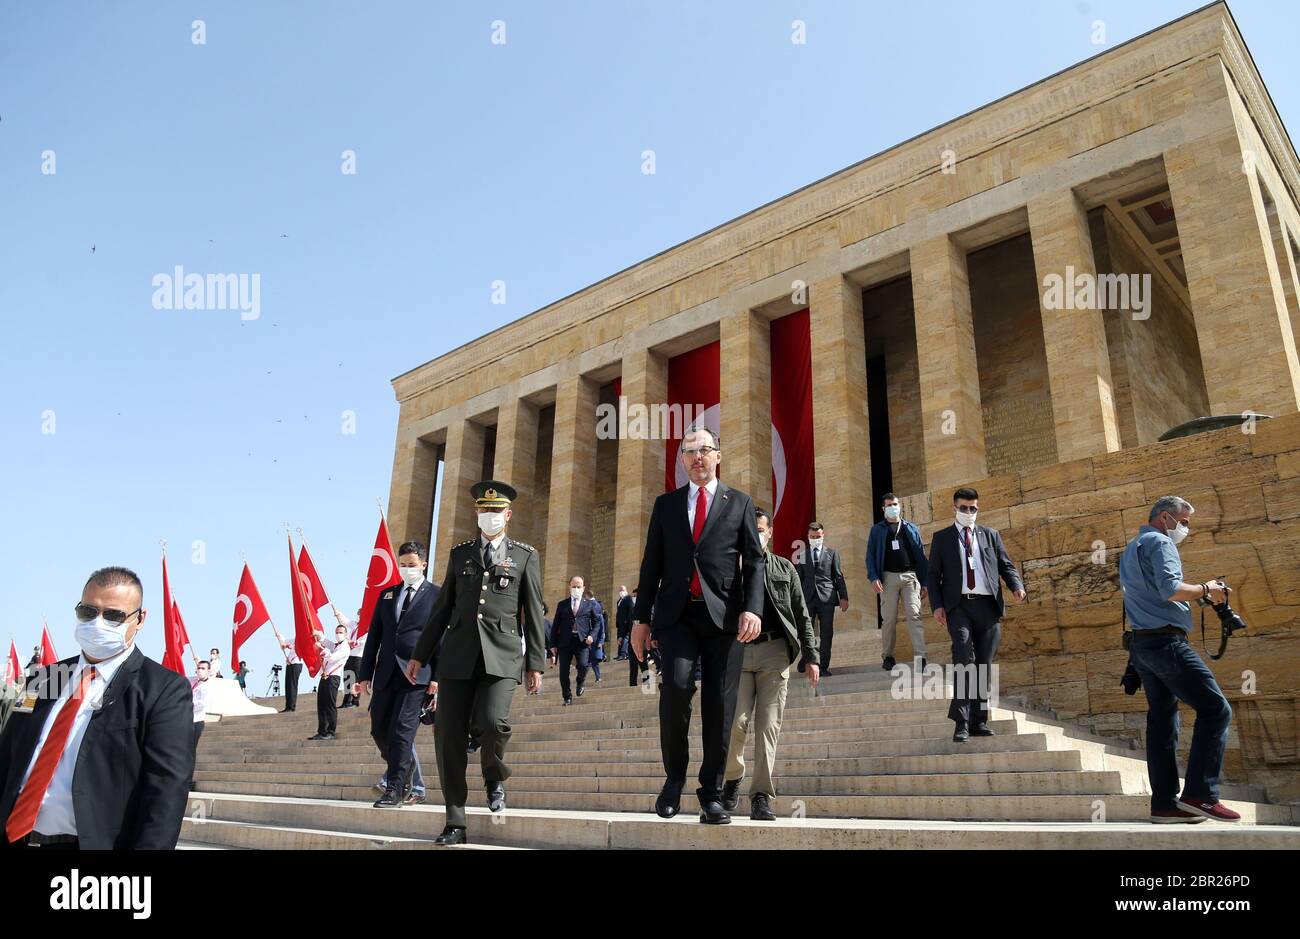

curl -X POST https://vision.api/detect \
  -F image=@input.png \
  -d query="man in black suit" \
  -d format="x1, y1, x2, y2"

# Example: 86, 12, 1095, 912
355, 541, 439, 807
631, 426, 765, 825
549, 575, 601, 705
797, 521, 850, 675
0, 566, 193, 849
615, 585, 634, 659
926, 487, 1026, 742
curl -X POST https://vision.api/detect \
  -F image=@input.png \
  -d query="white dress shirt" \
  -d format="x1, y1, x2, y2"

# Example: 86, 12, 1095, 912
20, 647, 134, 836
319, 637, 351, 677
281, 642, 300, 665
954, 522, 993, 595
190, 675, 212, 722
687, 477, 718, 531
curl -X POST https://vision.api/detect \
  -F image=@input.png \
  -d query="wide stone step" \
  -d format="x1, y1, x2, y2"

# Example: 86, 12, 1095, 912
179, 816, 524, 850
180, 793, 1300, 849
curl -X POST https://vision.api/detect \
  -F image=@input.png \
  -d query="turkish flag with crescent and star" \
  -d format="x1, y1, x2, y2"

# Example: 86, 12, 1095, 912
357, 515, 402, 639
288, 536, 325, 677
231, 563, 271, 673
39, 625, 58, 667
297, 543, 331, 612
161, 556, 187, 676
663, 311, 816, 563
5, 639, 20, 686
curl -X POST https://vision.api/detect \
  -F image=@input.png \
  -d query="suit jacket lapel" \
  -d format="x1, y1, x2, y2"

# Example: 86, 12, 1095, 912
697, 482, 729, 544
674, 486, 694, 546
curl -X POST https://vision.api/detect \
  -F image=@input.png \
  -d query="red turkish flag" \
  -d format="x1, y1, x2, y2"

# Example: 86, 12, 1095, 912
769, 309, 816, 563
5, 640, 20, 686
39, 626, 57, 667
231, 563, 272, 672
664, 341, 721, 493
297, 543, 330, 611
288, 536, 324, 677
161, 556, 187, 676
357, 516, 401, 639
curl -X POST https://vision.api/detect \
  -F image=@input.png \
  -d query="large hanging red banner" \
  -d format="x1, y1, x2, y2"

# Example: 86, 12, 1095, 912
769, 309, 816, 563
663, 342, 720, 493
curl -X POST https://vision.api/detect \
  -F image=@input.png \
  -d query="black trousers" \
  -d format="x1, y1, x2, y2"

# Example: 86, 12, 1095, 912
368, 679, 426, 793
810, 600, 837, 669
189, 721, 204, 789
342, 656, 362, 706
557, 639, 590, 700
317, 675, 340, 735
945, 595, 1001, 725
284, 662, 302, 710
657, 601, 744, 804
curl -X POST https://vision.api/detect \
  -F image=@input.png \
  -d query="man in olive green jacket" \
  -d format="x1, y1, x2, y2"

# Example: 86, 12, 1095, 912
723, 508, 820, 820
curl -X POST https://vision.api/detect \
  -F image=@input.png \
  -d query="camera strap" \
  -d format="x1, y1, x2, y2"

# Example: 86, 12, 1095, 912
1201, 605, 1230, 661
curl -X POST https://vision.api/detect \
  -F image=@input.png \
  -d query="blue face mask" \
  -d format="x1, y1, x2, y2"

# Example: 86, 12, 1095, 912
75, 616, 131, 660
884, 505, 901, 521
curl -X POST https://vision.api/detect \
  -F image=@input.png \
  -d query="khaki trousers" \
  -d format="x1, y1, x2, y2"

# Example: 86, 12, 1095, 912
880, 570, 926, 659
724, 637, 790, 798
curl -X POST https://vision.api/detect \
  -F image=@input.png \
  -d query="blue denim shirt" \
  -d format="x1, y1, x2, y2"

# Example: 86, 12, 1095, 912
1119, 525, 1191, 632
866, 518, 929, 584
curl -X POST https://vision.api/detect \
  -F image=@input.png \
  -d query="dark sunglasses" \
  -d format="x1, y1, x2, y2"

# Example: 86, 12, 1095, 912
74, 602, 141, 625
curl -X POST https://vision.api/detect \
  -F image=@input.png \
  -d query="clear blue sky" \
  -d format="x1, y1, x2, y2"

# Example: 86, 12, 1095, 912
2, 1, 1296, 689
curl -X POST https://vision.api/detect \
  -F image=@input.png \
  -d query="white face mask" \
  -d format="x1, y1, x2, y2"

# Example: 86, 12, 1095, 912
617, 589, 627, 599
400, 565, 424, 587
956, 509, 978, 527
478, 512, 506, 536
884, 505, 901, 521
808, 537, 823, 549
75, 616, 131, 660
569, 587, 584, 602
759, 531, 771, 551
1164, 516, 1189, 545
196, 671, 209, 682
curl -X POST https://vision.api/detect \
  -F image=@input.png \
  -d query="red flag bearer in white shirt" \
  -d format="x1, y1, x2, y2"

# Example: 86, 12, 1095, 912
310, 624, 351, 741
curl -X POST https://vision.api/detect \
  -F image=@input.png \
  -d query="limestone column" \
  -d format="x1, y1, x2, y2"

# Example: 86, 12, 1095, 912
432, 418, 486, 568
1165, 85, 1300, 417
543, 374, 599, 596
808, 275, 873, 624
493, 392, 540, 548
1028, 189, 1122, 460
719, 306, 773, 502
910, 234, 987, 490
613, 347, 668, 611
387, 427, 440, 549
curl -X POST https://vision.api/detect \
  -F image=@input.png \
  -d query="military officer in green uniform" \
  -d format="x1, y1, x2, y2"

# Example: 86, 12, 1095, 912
406, 479, 546, 846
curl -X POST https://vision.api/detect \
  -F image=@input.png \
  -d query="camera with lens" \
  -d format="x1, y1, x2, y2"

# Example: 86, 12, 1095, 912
271, 664, 282, 673
1196, 576, 1246, 660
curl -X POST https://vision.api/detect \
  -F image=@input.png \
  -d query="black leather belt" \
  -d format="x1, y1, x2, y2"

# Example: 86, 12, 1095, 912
1135, 625, 1186, 637
23, 832, 78, 847
960, 593, 992, 601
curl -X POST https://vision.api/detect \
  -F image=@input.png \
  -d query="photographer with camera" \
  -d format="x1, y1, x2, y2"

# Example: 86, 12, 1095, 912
1119, 496, 1238, 824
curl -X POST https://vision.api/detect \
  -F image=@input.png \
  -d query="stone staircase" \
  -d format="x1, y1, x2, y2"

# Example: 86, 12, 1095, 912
182, 628, 1299, 849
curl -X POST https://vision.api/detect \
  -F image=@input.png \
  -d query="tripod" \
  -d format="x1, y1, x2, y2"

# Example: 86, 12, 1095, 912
265, 669, 281, 697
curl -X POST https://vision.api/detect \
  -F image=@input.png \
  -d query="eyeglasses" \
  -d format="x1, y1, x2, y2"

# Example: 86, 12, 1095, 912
74, 603, 141, 625
955, 505, 979, 514
681, 446, 718, 458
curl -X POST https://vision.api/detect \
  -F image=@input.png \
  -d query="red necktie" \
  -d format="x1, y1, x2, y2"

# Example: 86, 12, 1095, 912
689, 487, 708, 597
6, 665, 97, 843
963, 528, 976, 590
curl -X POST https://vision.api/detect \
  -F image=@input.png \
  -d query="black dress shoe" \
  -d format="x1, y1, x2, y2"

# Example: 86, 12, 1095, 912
320, 733, 336, 740
434, 825, 468, 845
952, 723, 970, 743
882, 656, 896, 670
750, 792, 776, 821
308, 733, 325, 740
562, 698, 573, 706
485, 781, 506, 812
654, 782, 683, 818
404, 790, 427, 805
721, 779, 741, 812
467, 739, 480, 754
576, 684, 586, 697
373, 788, 403, 808
969, 724, 995, 737
699, 801, 732, 825
822, 669, 833, 677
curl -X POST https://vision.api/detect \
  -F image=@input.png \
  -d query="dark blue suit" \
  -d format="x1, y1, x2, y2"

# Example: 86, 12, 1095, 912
551, 597, 601, 701
359, 579, 440, 793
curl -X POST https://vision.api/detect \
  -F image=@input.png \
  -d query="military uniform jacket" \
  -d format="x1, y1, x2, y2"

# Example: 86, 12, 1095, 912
413, 536, 547, 682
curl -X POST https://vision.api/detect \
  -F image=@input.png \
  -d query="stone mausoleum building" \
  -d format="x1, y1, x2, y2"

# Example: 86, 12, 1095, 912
388, 4, 1300, 801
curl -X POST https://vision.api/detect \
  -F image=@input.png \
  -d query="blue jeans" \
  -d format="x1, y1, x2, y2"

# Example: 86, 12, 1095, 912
379, 744, 425, 795
1128, 630, 1232, 810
